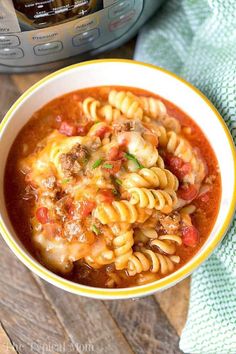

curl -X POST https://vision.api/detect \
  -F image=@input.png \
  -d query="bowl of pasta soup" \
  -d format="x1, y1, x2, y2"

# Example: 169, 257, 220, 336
0, 59, 235, 299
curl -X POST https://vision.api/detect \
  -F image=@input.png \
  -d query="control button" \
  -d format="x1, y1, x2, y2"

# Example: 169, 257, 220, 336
0, 35, 20, 48
0, 47, 24, 59
109, 10, 136, 31
34, 41, 63, 56
74, 16, 98, 33
109, 0, 134, 19
72, 29, 100, 47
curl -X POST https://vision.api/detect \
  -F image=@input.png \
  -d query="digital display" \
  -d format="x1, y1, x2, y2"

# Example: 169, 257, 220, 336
13, 0, 104, 30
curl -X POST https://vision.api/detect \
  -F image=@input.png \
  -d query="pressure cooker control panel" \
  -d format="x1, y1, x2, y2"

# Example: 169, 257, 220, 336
0, 0, 143, 67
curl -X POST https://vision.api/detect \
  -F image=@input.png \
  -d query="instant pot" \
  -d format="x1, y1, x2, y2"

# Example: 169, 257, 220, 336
0, 0, 163, 73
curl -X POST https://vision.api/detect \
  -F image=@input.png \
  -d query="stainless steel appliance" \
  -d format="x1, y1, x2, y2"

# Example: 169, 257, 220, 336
0, 0, 163, 73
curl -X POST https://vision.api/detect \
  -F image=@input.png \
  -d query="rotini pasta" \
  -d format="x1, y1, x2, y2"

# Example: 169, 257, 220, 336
82, 97, 101, 121
109, 90, 143, 120
139, 96, 167, 119
134, 228, 158, 245
122, 167, 178, 190
94, 200, 151, 224
129, 188, 178, 213
112, 229, 134, 270
99, 104, 121, 122
127, 248, 180, 276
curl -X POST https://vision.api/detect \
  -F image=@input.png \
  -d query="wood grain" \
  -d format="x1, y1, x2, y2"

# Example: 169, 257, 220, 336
105, 297, 183, 354
154, 278, 190, 336
34, 277, 134, 354
0, 239, 78, 354
0, 323, 18, 354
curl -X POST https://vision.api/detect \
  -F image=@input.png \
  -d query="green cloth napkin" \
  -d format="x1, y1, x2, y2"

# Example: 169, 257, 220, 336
134, 0, 236, 353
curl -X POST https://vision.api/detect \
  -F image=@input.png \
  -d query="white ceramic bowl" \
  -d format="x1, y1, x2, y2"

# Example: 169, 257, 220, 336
0, 59, 235, 299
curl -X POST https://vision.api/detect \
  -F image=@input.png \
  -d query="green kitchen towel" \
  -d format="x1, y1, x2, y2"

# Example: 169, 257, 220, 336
134, 0, 236, 353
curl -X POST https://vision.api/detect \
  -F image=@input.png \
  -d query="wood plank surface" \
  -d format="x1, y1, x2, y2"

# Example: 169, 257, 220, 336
0, 322, 18, 354
34, 276, 134, 354
154, 278, 190, 337
105, 297, 182, 354
0, 41, 190, 354
0, 239, 78, 354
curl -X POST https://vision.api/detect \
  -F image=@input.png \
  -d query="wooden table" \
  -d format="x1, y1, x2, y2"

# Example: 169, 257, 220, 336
0, 41, 190, 354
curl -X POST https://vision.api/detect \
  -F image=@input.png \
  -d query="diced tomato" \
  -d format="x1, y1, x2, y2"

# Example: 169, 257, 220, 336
77, 123, 91, 136
96, 189, 115, 204
143, 132, 158, 146
79, 201, 96, 217
118, 136, 128, 147
64, 198, 75, 217
179, 162, 192, 177
36, 207, 49, 224
182, 225, 199, 247
166, 156, 192, 180
94, 125, 111, 139
59, 121, 76, 136
102, 160, 122, 174
178, 184, 198, 200
108, 146, 120, 160
167, 156, 183, 170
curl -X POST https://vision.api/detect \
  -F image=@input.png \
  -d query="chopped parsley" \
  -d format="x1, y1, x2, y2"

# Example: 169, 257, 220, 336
103, 163, 113, 169
124, 152, 144, 169
91, 224, 101, 235
62, 178, 70, 184
115, 178, 122, 186
92, 158, 103, 169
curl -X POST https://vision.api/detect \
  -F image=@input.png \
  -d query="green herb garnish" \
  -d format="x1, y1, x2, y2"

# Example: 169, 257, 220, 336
124, 152, 144, 169
62, 178, 70, 184
103, 163, 113, 169
115, 178, 122, 186
91, 224, 101, 235
92, 158, 103, 169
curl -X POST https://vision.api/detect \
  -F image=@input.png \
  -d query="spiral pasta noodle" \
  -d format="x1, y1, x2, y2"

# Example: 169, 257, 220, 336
99, 104, 121, 122
150, 234, 182, 254
109, 90, 143, 120
139, 96, 167, 119
127, 248, 180, 276
155, 127, 205, 184
129, 188, 178, 213
122, 167, 178, 190
94, 200, 151, 224
134, 228, 158, 245
82, 97, 101, 121
112, 229, 134, 270
85, 250, 115, 269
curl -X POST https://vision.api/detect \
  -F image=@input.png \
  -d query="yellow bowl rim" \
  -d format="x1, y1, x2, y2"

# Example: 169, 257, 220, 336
0, 58, 235, 299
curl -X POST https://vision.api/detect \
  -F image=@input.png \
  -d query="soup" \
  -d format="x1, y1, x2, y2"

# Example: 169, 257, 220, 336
4, 86, 221, 288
